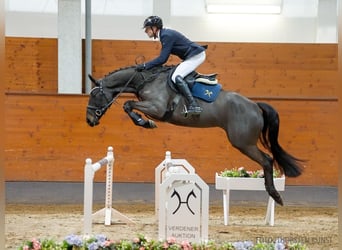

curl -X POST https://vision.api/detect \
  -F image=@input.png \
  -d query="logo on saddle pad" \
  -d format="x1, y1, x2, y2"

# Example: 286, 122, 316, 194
191, 82, 222, 103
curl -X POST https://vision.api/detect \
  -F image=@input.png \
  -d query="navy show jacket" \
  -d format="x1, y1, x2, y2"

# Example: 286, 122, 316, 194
144, 28, 205, 70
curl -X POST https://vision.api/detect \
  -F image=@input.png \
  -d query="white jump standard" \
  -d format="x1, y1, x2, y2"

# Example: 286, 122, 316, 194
83, 146, 134, 235
156, 151, 209, 243
155, 151, 195, 216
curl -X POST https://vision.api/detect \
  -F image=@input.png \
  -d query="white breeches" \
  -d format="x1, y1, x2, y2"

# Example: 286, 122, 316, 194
171, 51, 206, 82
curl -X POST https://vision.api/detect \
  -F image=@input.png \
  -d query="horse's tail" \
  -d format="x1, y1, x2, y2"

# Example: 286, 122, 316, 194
257, 102, 304, 177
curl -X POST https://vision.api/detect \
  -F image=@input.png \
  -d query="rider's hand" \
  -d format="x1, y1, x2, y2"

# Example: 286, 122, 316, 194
136, 64, 145, 72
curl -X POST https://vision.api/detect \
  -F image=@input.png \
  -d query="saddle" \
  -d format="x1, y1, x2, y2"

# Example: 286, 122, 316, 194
166, 66, 222, 103
191, 72, 218, 85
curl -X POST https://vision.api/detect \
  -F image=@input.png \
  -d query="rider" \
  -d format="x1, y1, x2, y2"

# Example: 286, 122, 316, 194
137, 15, 206, 116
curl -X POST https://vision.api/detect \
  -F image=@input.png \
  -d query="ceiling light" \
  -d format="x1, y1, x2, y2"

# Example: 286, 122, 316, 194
205, 0, 282, 14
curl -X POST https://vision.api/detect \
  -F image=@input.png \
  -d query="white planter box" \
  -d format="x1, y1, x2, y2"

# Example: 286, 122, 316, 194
215, 173, 285, 226
215, 173, 285, 191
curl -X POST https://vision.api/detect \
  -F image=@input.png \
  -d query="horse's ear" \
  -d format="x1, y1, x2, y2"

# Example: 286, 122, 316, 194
88, 74, 100, 86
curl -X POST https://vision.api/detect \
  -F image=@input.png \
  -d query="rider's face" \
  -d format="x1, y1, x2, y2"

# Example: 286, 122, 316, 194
144, 26, 157, 38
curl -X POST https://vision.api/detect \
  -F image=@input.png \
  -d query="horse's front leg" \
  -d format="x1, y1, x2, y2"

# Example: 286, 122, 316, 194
123, 100, 157, 129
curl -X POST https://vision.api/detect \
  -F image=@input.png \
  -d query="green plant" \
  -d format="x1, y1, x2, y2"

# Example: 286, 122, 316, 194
219, 167, 281, 178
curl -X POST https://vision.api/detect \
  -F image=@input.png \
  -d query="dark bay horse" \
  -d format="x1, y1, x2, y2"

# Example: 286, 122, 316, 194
86, 65, 303, 205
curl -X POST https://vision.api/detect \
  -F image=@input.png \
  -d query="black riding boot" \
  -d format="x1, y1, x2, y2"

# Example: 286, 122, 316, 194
175, 75, 203, 116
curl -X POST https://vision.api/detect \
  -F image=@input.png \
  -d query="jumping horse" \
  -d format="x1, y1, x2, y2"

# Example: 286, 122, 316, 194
86, 65, 304, 205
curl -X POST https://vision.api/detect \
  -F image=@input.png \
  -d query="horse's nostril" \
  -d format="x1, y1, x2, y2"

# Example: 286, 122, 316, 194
86, 116, 99, 127
86, 117, 94, 127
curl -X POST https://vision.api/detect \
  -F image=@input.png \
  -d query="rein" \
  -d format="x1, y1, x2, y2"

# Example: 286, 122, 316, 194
112, 71, 138, 102
88, 66, 170, 118
87, 71, 138, 117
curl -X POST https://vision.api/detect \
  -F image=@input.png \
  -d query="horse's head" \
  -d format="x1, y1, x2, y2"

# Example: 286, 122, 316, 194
86, 75, 115, 127
86, 65, 169, 126
86, 66, 143, 126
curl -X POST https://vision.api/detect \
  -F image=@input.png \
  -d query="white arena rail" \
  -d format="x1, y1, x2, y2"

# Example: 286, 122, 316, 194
83, 146, 134, 235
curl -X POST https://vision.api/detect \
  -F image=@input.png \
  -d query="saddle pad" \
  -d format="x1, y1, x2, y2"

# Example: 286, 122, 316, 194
191, 82, 222, 103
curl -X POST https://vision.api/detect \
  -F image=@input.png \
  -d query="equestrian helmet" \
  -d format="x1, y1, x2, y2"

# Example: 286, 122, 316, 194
143, 16, 163, 29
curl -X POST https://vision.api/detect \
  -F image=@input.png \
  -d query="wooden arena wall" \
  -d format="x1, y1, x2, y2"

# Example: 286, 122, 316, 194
5, 37, 338, 186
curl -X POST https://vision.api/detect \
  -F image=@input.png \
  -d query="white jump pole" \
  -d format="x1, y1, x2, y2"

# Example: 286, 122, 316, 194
84, 147, 113, 235
83, 146, 133, 235
92, 146, 114, 226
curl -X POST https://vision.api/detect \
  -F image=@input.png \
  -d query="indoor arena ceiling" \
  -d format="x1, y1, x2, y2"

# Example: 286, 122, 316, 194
5, 0, 321, 17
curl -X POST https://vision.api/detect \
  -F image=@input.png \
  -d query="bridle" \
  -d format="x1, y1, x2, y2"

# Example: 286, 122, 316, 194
87, 85, 114, 117
87, 71, 138, 118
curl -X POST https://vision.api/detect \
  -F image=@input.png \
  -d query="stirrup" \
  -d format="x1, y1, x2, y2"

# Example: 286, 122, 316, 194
182, 105, 203, 117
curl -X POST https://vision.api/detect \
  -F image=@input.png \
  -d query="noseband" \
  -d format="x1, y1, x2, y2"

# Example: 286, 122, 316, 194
87, 83, 114, 118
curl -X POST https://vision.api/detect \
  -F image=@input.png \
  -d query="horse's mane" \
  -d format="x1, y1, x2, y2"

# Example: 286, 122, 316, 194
104, 65, 136, 78
104, 64, 176, 78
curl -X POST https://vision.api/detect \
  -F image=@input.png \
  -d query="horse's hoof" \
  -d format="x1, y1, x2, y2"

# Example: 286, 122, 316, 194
148, 120, 157, 128
267, 188, 284, 206
273, 194, 284, 206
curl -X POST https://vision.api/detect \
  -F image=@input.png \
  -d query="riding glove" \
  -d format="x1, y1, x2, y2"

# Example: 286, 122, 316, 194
136, 64, 145, 71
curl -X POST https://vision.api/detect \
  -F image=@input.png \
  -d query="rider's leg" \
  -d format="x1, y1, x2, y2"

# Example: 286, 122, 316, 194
172, 52, 205, 115
171, 51, 206, 82
175, 75, 203, 115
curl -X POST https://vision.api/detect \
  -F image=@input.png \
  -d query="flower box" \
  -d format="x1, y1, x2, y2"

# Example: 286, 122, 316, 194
215, 173, 285, 191
215, 173, 285, 226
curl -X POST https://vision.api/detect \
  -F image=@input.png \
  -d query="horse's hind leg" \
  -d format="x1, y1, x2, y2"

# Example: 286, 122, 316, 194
224, 97, 283, 205
235, 144, 283, 205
